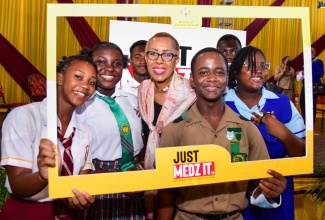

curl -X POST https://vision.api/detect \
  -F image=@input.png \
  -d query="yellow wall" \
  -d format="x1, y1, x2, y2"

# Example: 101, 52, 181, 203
0, 0, 324, 103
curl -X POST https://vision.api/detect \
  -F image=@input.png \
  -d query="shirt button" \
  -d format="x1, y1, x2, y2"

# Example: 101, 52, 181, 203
215, 197, 218, 201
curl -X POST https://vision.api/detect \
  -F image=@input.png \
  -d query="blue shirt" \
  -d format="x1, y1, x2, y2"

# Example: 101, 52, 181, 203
303, 57, 324, 84
224, 87, 305, 139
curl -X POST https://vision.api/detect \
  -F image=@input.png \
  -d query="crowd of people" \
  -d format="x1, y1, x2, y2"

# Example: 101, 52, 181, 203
1, 31, 323, 220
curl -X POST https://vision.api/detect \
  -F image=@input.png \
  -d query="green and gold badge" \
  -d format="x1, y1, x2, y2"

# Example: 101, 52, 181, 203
227, 127, 246, 162
121, 123, 130, 135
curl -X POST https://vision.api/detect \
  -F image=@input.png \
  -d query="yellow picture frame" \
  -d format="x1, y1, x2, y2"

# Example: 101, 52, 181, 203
47, 4, 313, 199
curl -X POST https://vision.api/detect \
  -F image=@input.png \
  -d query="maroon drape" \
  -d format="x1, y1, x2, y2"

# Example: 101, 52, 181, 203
117, 0, 133, 21
267, 34, 325, 83
0, 33, 43, 94
57, 0, 101, 49
292, 34, 325, 71
198, 0, 212, 27
244, 0, 285, 45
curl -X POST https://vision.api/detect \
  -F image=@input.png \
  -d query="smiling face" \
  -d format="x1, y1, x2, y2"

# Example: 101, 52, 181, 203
190, 52, 228, 102
92, 47, 123, 95
236, 52, 268, 92
58, 60, 97, 107
145, 36, 180, 84
217, 39, 241, 67
130, 44, 148, 77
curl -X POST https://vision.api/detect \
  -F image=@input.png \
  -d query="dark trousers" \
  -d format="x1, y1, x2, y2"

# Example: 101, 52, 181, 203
300, 85, 317, 124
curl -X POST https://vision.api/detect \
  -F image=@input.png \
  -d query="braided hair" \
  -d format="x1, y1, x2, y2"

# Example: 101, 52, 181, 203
57, 54, 97, 75
228, 46, 266, 89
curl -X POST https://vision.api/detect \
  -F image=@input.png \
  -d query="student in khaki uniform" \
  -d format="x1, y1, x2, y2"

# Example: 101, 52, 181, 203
157, 48, 287, 220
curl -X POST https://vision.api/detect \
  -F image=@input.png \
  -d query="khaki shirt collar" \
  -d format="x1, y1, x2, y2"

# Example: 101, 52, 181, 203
186, 101, 244, 133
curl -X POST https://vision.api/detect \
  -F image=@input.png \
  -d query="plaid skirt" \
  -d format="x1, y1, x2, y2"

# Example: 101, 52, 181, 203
78, 159, 146, 220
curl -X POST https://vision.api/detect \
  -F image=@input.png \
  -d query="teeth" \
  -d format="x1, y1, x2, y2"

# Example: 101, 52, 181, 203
102, 75, 114, 79
153, 68, 165, 74
74, 91, 86, 97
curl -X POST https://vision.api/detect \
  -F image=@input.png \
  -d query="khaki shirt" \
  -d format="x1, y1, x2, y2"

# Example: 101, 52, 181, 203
274, 65, 296, 92
159, 103, 269, 219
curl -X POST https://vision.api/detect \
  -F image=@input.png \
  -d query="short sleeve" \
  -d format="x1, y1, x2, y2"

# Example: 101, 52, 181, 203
1, 107, 36, 169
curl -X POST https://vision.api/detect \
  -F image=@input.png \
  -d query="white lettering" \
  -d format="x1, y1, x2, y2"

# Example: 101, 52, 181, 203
182, 164, 188, 177
173, 162, 215, 179
174, 165, 182, 178
205, 162, 212, 175
195, 163, 201, 176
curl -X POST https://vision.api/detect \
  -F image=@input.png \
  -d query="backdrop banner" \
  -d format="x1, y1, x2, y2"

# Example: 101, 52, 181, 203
109, 20, 246, 87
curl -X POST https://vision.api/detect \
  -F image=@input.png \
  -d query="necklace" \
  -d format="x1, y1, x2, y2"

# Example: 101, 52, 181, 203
154, 85, 170, 93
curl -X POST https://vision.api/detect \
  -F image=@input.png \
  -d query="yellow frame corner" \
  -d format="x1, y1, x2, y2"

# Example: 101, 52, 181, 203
47, 4, 313, 199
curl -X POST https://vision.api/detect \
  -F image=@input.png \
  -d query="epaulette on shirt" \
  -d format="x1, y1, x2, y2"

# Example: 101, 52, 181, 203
238, 114, 250, 121
173, 112, 188, 123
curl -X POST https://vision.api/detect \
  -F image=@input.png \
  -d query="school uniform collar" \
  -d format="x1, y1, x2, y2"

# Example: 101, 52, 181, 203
129, 78, 140, 88
185, 101, 244, 133
225, 87, 279, 109
94, 88, 129, 99
40, 98, 85, 136
57, 111, 83, 138
111, 88, 130, 98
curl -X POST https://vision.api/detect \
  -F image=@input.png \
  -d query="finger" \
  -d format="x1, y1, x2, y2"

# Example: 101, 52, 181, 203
39, 139, 55, 151
259, 170, 287, 198
71, 189, 94, 209
38, 156, 56, 168
38, 147, 56, 160
37, 147, 56, 167
67, 197, 79, 210
250, 116, 259, 126
252, 112, 262, 118
267, 169, 286, 182
39, 140, 56, 159
259, 181, 284, 199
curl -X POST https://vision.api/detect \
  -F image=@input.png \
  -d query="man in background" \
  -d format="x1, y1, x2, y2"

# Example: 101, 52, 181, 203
299, 47, 324, 123
216, 34, 242, 69
121, 40, 150, 96
216, 34, 242, 94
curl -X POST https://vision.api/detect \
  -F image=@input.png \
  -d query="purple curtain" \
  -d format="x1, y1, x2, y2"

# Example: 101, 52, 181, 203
57, 0, 101, 49
198, 0, 212, 27
0, 33, 43, 94
244, 0, 286, 45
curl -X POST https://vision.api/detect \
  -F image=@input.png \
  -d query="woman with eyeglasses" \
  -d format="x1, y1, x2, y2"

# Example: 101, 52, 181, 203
224, 46, 305, 220
138, 32, 196, 219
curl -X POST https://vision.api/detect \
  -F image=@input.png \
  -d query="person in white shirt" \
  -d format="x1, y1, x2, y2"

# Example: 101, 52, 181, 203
77, 42, 145, 220
0, 54, 97, 219
121, 40, 150, 96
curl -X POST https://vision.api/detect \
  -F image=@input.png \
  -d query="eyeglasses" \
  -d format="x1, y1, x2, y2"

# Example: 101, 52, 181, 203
146, 51, 178, 62
242, 62, 271, 71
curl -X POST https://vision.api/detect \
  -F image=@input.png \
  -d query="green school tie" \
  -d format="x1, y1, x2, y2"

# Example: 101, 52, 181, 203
96, 94, 134, 171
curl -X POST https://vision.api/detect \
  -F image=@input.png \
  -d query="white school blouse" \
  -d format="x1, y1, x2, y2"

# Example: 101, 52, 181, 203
76, 89, 143, 161
1, 98, 94, 202
121, 78, 140, 97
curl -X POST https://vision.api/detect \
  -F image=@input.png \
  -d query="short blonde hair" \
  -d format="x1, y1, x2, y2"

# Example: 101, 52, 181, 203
146, 32, 180, 53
